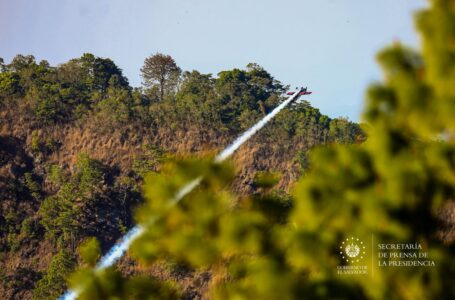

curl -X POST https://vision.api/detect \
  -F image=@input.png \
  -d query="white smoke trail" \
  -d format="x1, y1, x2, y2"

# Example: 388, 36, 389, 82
60, 179, 204, 300
60, 92, 300, 300
214, 94, 297, 162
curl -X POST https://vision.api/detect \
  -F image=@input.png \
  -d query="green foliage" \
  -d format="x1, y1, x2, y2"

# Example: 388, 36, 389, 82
252, 171, 281, 189
1, 51, 360, 148
39, 192, 79, 243
174, 70, 221, 128
0, 25, 360, 300
30, 130, 58, 156
20, 216, 38, 237
92, 85, 134, 130
75, 153, 105, 195
24, 172, 41, 201
78, 237, 101, 267
128, 160, 309, 299
329, 117, 364, 144
215, 64, 285, 130
69, 1, 454, 299
48, 164, 65, 186
35, 94, 64, 124
36, 153, 142, 260
30, 130, 41, 153
6, 232, 20, 252
81, 53, 129, 93
294, 150, 310, 172
38, 154, 105, 243
0, 71, 22, 97
71, 236, 180, 299
132, 145, 166, 178
117, 219, 129, 235
8, 54, 37, 73
4, 210, 19, 233
133, 159, 235, 265
33, 249, 75, 300
0, 53, 131, 124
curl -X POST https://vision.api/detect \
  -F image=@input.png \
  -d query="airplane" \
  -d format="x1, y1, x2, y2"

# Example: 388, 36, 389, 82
286, 87, 313, 96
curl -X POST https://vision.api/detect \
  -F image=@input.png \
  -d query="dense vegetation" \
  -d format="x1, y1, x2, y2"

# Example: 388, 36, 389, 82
5, 1, 455, 297
7, 1, 455, 299
69, 1, 455, 299
0, 45, 361, 297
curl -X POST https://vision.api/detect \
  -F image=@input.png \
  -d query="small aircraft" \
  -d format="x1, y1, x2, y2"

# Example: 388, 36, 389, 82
286, 87, 313, 96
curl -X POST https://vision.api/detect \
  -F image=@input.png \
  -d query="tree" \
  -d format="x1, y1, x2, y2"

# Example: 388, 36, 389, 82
92, 84, 134, 131
34, 93, 64, 124
38, 190, 79, 244
174, 71, 220, 127
33, 250, 75, 300
132, 145, 165, 179
75, 53, 129, 93
8, 54, 36, 73
55, 59, 93, 110
54, 53, 130, 112
38, 154, 105, 244
0, 72, 22, 97
74, 153, 105, 197
328, 117, 364, 144
215, 64, 285, 130
141, 53, 181, 101
245, 63, 285, 98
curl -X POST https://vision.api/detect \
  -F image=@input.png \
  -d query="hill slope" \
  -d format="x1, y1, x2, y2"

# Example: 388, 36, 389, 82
0, 54, 363, 299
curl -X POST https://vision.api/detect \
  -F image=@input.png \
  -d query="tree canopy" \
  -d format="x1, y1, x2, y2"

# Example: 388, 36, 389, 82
141, 53, 181, 102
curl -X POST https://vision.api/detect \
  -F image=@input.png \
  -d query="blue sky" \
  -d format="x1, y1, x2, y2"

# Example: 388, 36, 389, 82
0, 0, 426, 121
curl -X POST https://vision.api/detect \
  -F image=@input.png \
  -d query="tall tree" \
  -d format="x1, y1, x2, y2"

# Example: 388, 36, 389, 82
33, 250, 75, 300
79, 53, 130, 93
140, 53, 181, 101
8, 54, 36, 72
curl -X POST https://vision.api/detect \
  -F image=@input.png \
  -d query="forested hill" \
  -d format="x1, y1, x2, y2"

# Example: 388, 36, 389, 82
0, 53, 362, 299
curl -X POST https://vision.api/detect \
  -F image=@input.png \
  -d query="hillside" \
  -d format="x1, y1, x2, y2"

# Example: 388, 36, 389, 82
0, 54, 363, 299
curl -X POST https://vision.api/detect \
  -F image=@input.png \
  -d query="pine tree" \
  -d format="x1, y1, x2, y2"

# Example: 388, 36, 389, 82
33, 250, 75, 300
